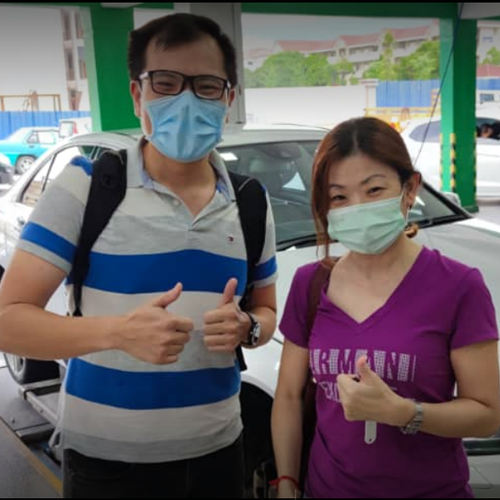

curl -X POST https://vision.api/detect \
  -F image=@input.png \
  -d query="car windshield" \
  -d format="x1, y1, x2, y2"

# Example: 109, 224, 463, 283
217, 140, 466, 247
38, 131, 58, 145
59, 122, 75, 139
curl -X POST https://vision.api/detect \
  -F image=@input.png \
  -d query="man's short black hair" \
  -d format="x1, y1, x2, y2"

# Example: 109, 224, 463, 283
128, 13, 238, 86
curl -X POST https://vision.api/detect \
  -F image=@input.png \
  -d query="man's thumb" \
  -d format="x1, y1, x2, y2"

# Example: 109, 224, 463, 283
219, 278, 238, 307
151, 283, 183, 308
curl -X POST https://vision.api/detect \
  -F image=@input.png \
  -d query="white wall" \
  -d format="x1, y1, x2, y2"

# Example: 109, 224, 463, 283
477, 21, 500, 62
78, 89, 90, 112
0, 5, 69, 111
245, 86, 369, 128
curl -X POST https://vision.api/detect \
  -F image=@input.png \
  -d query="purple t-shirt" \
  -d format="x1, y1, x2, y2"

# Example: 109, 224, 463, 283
280, 247, 498, 499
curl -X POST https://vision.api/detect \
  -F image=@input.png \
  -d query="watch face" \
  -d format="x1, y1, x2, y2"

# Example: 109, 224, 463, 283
251, 322, 261, 346
254, 322, 262, 338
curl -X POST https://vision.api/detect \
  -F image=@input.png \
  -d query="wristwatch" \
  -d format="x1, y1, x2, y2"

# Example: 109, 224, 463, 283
242, 312, 261, 347
400, 401, 424, 435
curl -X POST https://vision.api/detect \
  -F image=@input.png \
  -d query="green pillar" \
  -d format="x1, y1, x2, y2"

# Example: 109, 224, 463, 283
82, 5, 138, 132
440, 19, 478, 212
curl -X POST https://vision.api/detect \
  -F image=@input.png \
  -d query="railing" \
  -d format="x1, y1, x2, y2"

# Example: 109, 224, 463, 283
0, 94, 63, 113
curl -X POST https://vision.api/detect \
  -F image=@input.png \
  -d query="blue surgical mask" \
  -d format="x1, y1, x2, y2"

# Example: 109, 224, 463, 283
144, 91, 228, 163
327, 191, 409, 255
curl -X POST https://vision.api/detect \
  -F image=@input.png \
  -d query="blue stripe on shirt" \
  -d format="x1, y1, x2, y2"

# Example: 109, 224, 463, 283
253, 256, 278, 282
65, 359, 241, 410
67, 249, 248, 296
20, 222, 76, 264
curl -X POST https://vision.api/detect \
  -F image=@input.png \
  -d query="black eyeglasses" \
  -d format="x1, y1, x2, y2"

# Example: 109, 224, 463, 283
139, 70, 231, 101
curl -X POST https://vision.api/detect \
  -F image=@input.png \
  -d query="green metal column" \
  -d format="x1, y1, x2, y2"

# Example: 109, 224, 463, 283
440, 18, 478, 212
82, 5, 138, 132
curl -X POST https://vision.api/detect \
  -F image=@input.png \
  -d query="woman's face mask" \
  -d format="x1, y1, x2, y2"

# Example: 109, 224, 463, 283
327, 189, 410, 255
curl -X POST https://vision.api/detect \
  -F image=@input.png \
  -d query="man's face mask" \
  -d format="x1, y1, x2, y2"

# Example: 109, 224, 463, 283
144, 91, 228, 163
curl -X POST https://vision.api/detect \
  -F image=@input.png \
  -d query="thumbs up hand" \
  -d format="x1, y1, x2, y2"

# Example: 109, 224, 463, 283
219, 278, 239, 308
203, 279, 251, 354
336, 356, 412, 427
356, 356, 383, 386
117, 283, 194, 365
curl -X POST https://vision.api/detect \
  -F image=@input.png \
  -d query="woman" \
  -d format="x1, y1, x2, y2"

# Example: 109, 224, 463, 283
272, 117, 500, 499
480, 124, 495, 139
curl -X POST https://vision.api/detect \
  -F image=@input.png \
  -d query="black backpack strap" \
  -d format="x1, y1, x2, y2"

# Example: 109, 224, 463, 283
228, 171, 268, 372
71, 150, 128, 317
229, 171, 268, 308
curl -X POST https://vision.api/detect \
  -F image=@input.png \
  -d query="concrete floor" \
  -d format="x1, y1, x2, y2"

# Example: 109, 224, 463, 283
0, 367, 61, 498
478, 199, 500, 226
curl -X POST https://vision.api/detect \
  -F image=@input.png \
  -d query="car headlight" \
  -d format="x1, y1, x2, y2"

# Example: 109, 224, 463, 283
0, 153, 11, 166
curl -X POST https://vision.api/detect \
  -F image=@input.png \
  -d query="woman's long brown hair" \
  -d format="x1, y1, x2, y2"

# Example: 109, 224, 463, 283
312, 117, 419, 261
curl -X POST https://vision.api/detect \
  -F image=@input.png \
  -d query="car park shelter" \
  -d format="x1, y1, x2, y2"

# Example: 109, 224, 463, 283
2, 3, 500, 498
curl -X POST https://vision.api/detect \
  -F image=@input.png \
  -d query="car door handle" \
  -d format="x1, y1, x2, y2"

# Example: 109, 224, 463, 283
17, 216, 26, 228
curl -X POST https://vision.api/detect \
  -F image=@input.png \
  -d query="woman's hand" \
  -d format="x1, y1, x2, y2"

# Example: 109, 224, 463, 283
337, 356, 415, 427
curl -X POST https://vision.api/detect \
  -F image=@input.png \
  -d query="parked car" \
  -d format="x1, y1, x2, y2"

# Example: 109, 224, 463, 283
402, 116, 500, 198
0, 153, 14, 186
0, 153, 11, 166
58, 117, 92, 140
0, 127, 59, 175
1, 127, 500, 496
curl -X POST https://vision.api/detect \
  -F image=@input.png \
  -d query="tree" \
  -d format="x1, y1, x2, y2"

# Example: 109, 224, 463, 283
482, 47, 500, 66
249, 52, 307, 88
363, 37, 440, 81
395, 40, 440, 80
332, 58, 355, 85
363, 59, 397, 81
380, 32, 398, 80
244, 68, 259, 88
363, 31, 398, 80
244, 51, 341, 88
303, 54, 337, 86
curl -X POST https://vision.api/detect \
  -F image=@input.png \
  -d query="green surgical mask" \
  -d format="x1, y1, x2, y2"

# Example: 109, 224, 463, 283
327, 192, 408, 255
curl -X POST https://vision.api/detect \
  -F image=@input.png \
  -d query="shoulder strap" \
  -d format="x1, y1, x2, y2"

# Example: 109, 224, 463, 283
228, 172, 267, 373
306, 260, 337, 338
228, 171, 267, 310
71, 150, 128, 317
300, 258, 337, 489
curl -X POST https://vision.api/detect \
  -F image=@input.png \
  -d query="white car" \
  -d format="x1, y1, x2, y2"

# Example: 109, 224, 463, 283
0, 153, 11, 165
1, 127, 500, 496
402, 116, 500, 198
0, 153, 15, 186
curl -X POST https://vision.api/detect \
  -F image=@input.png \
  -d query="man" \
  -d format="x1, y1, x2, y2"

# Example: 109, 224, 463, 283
0, 14, 277, 499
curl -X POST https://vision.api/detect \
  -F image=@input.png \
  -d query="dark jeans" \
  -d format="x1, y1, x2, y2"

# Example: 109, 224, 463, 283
63, 435, 245, 499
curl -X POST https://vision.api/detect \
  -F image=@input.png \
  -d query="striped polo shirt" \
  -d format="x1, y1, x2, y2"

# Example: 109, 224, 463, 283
17, 140, 278, 463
